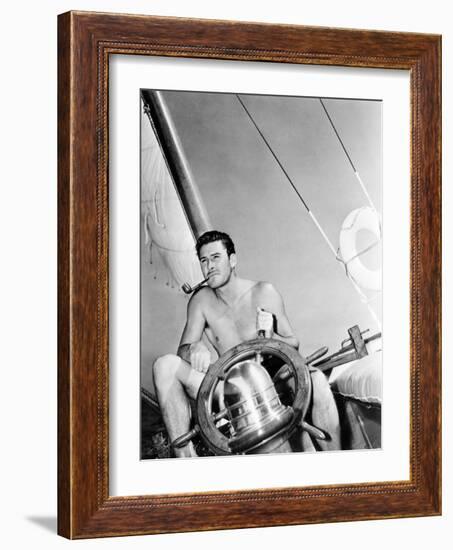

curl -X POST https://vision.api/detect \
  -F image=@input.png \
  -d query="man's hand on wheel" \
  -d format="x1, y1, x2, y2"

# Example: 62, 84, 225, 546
256, 307, 274, 338
190, 341, 211, 373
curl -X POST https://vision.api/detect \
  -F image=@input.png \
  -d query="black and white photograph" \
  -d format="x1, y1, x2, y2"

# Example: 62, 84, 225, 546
140, 89, 383, 459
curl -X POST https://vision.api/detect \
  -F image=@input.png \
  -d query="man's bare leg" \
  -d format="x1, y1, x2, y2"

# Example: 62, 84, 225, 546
309, 368, 341, 451
153, 354, 204, 458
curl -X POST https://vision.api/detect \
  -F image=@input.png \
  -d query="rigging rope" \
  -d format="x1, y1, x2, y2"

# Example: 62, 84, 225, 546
236, 95, 310, 212
236, 94, 381, 330
319, 98, 377, 212
237, 94, 335, 255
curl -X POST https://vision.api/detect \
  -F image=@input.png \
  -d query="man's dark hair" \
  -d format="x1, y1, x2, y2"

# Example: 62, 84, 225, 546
196, 230, 236, 258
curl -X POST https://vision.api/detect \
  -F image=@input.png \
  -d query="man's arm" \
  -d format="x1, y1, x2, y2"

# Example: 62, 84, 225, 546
257, 283, 300, 350
177, 290, 211, 372
176, 343, 192, 364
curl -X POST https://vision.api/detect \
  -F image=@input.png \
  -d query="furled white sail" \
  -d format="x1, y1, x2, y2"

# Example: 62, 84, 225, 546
141, 105, 203, 290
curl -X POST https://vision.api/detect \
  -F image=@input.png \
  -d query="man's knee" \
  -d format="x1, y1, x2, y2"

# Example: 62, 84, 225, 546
309, 368, 341, 450
153, 354, 181, 388
310, 369, 334, 404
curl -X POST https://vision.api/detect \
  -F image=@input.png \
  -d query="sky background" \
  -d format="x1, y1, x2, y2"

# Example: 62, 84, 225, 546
141, 91, 382, 394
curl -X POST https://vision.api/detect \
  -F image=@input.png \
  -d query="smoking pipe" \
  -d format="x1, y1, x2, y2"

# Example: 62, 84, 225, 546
181, 277, 209, 294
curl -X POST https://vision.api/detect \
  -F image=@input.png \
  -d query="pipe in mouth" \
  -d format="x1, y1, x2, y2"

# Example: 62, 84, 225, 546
181, 276, 209, 294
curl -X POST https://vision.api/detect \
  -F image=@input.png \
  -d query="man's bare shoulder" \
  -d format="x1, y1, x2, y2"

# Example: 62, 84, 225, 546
252, 281, 284, 309
254, 281, 279, 297
188, 285, 216, 309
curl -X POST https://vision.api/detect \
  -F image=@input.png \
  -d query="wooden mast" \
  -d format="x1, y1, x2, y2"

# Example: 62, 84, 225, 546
141, 90, 212, 238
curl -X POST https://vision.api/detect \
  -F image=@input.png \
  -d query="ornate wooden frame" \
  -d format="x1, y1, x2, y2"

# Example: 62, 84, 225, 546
58, 11, 441, 538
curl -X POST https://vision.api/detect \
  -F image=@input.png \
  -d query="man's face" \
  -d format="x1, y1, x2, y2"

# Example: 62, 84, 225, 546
199, 240, 237, 289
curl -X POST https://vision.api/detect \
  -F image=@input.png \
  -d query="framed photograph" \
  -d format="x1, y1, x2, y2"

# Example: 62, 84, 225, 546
58, 11, 441, 538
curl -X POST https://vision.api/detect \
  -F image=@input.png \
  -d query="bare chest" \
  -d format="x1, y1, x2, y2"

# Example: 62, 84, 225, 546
204, 290, 259, 353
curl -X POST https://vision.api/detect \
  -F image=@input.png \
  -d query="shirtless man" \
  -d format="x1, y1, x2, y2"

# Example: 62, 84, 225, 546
153, 230, 340, 457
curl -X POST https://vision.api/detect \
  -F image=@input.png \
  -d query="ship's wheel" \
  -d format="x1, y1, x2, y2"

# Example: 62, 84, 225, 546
192, 338, 312, 455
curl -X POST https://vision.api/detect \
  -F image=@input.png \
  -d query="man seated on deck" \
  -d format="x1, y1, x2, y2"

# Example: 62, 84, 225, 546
153, 230, 340, 457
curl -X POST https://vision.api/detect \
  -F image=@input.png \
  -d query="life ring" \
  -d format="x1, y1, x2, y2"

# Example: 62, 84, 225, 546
339, 206, 382, 291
